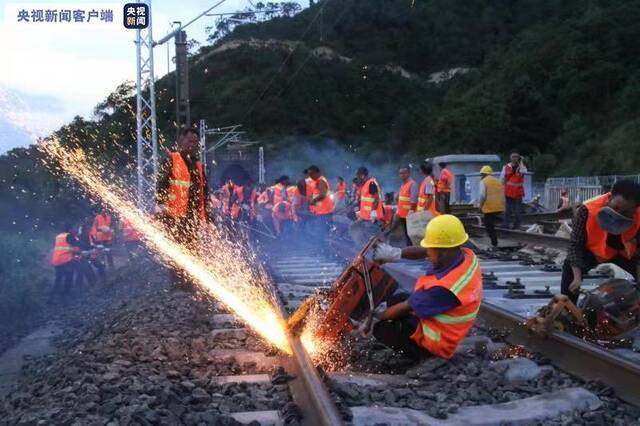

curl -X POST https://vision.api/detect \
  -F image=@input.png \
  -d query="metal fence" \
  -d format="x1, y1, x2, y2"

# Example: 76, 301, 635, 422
544, 175, 640, 210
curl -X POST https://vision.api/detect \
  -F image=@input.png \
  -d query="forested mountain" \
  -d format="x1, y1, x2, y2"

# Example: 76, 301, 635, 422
2, 0, 640, 228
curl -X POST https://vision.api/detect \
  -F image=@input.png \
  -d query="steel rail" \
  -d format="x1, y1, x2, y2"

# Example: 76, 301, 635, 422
329, 232, 640, 407
478, 302, 640, 407
460, 210, 574, 226
265, 254, 345, 426
467, 225, 570, 249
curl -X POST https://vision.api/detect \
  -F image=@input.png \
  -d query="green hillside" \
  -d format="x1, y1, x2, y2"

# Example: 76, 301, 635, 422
2, 0, 640, 229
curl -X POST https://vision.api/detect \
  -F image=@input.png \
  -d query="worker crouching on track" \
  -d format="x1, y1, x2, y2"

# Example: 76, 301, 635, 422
371, 215, 483, 360
51, 223, 81, 298
562, 180, 640, 303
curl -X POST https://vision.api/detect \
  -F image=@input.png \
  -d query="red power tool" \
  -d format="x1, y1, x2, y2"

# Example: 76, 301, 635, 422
287, 237, 398, 343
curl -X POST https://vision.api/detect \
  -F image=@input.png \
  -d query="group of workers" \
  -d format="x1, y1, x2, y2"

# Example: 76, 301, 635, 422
50, 125, 640, 362
50, 209, 141, 297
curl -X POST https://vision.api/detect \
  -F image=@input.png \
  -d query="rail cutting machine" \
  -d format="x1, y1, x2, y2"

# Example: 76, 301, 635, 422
287, 237, 398, 342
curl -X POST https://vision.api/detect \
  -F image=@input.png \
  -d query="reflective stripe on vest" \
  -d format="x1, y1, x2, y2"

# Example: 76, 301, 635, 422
93, 214, 113, 242
411, 248, 482, 359
168, 152, 191, 218
397, 179, 416, 218
311, 176, 335, 215
51, 233, 75, 266
359, 178, 383, 220
584, 193, 640, 262
417, 176, 439, 215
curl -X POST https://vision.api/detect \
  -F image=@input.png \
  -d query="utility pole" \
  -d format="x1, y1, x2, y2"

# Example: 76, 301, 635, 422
135, 0, 230, 209
259, 147, 265, 184
135, 0, 158, 211
175, 27, 191, 133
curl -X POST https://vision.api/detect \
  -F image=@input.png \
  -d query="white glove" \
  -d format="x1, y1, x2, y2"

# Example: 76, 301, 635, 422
373, 243, 402, 263
242, 204, 250, 211
591, 263, 635, 281
154, 204, 168, 214
357, 314, 381, 338
370, 210, 378, 222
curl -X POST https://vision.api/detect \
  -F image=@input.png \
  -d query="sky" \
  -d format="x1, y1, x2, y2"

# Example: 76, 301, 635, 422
0, 0, 306, 152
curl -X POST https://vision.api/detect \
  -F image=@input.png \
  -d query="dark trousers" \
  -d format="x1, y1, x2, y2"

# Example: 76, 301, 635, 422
75, 259, 96, 287
54, 262, 76, 294
504, 197, 522, 229
373, 292, 430, 361
163, 215, 200, 288
399, 217, 412, 246
483, 212, 501, 247
561, 251, 637, 303
437, 192, 451, 214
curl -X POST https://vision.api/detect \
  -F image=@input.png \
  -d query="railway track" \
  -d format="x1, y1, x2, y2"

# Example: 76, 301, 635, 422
262, 234, 640, 425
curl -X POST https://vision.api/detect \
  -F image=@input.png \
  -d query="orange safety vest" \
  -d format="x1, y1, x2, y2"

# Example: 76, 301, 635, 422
229, 185, 244, 219
92, 214, 113, 243
411, 248, 482, 359
272, 183, 288, 206
359, 177, 384, 220
311, 176, 335, 215
417, 176, 439, 216
436, 168, 453, 193
397, 179, 417, 219
584, 193, 640, 263
335, 181, 347, 200
167, 152, 205, 220
257, 188, 272, 209
272, 201, 298, 222
305, 177, 316, 202
121, 218, 140, 242
51, 233, 77, 266
382, 204, 394, 224
503, 163, 525, 199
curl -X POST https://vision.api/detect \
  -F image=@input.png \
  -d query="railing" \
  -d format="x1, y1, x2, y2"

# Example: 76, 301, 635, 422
543, 174, 640, 210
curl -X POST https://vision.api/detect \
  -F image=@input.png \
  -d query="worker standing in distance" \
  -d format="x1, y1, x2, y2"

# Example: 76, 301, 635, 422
51, 223, 81, 298
356, 167, 384, 223
120, 217, 141, 261
557, 190, 571, 212
91, 208, 115, 269
156, 128, 208, 285
436, 162, 452, 214
395, 165, 418, 245
562, 180, 640, 303
307, 165, 335, 236
501, 153, 527, 229
416, 161, 438, 217
335, 176, 348, 210
478, 166, 505, 249
370, 215, 482, 360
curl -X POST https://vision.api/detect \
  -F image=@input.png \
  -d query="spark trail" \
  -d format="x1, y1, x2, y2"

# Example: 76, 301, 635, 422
39, 139, 291, 354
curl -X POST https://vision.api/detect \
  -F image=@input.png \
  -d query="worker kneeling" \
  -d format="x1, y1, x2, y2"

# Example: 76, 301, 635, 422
371, 215, 482, 360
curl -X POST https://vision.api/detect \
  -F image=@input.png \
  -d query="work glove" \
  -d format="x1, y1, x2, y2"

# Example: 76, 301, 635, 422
357, 314, 381, 338
370, 210, 378, 222
591, 263, 635, 281
241, 204, 250, 212
373, 242, 402, 263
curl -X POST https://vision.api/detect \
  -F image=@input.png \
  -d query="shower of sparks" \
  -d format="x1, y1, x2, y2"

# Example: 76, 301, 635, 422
39, 139, 292, 354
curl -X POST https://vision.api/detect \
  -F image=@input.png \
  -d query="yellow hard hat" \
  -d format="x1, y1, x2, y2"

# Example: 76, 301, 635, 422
480, 165, 493, 175
420, 214, 469, 248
